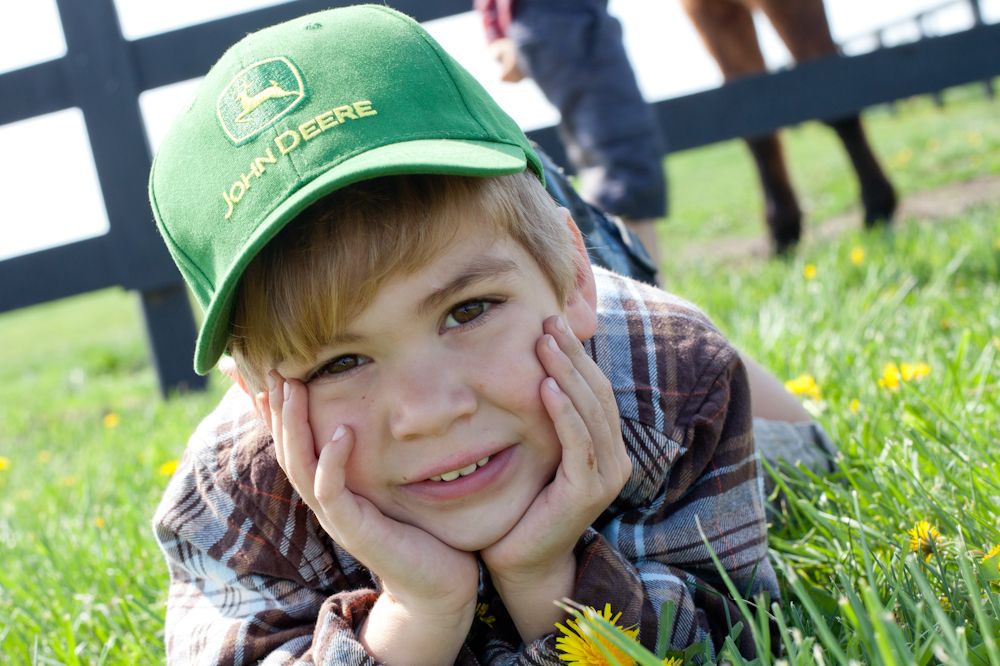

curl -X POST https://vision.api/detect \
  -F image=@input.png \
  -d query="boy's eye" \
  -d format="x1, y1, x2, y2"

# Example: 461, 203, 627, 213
312, 354, 368, 380
443, 300, 493, 329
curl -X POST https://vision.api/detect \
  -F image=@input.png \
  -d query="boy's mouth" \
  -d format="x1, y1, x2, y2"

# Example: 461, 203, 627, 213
427, 456, 491, 482
403, 446, 515, 501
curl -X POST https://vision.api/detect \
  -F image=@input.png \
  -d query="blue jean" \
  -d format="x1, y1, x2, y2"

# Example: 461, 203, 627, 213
508, 0, 668, 220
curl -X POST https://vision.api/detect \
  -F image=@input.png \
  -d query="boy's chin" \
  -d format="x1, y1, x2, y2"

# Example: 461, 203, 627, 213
424, 518, 518, 553
433, 527, 507, 553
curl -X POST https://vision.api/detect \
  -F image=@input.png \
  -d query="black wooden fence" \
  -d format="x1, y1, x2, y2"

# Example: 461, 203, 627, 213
1, 0, 998, 396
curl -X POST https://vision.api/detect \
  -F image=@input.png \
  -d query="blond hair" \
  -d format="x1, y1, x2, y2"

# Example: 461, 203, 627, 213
230, 172, 583, 391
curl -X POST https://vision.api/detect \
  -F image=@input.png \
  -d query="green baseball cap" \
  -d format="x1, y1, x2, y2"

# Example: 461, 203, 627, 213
149, 4, 543, 375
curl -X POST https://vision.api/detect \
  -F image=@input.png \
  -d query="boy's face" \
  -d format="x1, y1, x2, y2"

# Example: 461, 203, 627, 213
275, 211, 596, 552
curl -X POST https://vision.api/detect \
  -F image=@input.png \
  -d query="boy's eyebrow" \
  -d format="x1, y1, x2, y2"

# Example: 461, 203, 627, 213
419, 256, 520, 316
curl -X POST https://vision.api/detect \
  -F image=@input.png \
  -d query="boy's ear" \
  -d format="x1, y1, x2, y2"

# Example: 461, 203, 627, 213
220, 357, 272, 422
559, 208, 598, 341
219, 356, 253, 397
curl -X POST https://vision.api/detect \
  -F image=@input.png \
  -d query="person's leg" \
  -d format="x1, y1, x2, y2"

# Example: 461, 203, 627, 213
741, 353, 839, 495
509, 0, 667, 263
741, 353, 810, 422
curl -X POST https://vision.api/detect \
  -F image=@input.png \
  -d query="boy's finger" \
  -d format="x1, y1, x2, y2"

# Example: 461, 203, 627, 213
267, 370, 285, 454
543, 317, 629, 481
545, 316, 619, 415
312, 428, 417, 572
256, 391, 283, 469
279, 378, 320, 502
255, 391, 271, 430
539, 375, 598, 485
312, 426, 364, 538
538, 329, 613, 462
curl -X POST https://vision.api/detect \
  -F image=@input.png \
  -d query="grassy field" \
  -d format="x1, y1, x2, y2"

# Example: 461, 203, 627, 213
0, 85, 997, 664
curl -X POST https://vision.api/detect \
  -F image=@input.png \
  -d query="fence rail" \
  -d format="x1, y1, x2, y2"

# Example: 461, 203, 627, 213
1, 0, 998, 395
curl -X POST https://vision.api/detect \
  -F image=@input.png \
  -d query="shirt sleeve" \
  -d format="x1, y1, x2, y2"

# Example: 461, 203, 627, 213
156, 534, 379, 664
466, 348, 778, 664
152, 416, 382, 665
571, 348, 778, 660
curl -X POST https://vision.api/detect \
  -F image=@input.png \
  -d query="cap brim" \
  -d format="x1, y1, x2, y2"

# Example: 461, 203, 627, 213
194, 138, 529, 375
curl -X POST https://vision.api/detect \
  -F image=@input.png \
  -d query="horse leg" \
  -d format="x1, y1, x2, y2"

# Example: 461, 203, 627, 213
825, 116, 898, 226
746, 135, 802, 252
680, 0, 802, 252
756, 0, 898, 226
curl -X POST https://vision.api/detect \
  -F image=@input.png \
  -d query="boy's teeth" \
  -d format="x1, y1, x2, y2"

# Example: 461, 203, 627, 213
428, 455, 491, 482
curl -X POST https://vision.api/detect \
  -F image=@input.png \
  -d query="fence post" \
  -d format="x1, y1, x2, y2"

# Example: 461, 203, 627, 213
968, 0, 995, 98
139, 286, 207, 397
54, 0, 205, 396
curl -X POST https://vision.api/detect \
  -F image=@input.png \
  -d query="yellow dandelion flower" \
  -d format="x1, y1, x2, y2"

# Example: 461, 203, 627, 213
0, 456, 10, 472
900, 362, 930, 382
849, 247, 865, 265
985, 545, 1000, 588
37, 450, 52, 464
662, 658, 684, 666
878, 363, 901, 391
556, 603, 638, 666
803, 264, 818, 280
475, 602, 496, 628
159, 459, 180, 477
908, 520, 941, 561
982, 544, 1000, 570
848, 398, 860, 414
889, 147, 913, 169
103, 412, 121, 429
785, 374, 822, 400
94, 517, 106, 529
880, 361, 930, 389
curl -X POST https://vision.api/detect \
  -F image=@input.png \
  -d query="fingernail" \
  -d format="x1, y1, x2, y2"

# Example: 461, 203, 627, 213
554, 317, 567, 334
547, 334, 559, 352
332, 425, 347, 442
545, 377, 561, 394
283, 381, 290, 401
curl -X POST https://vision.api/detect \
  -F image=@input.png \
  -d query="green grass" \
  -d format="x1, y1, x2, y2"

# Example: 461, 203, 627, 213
1, 86, 998, 663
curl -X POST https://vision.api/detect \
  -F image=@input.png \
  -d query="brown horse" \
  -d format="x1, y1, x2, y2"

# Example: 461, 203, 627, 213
680, 0, 899, 252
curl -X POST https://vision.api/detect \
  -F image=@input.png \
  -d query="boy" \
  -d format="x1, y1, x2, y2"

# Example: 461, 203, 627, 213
150, 5, 789, 663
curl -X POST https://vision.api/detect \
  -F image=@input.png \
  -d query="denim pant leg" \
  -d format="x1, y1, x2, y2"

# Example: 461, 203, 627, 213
508, 0, 668, 219
753, 418, 840, 498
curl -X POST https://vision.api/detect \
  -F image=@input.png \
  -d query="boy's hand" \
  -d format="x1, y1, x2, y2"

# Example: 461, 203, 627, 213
258, 375, 479, 664
480, 315, 632, 640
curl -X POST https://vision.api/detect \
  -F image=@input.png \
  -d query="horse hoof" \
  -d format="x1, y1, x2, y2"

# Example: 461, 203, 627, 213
767, 207, 802, 256
863, 183, 898, 228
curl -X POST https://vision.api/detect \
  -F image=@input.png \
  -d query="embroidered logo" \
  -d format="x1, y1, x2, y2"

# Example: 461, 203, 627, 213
217, 57, 305, 144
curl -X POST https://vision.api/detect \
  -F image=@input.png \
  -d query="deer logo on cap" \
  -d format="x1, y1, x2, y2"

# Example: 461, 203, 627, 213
216, 57, 306, 144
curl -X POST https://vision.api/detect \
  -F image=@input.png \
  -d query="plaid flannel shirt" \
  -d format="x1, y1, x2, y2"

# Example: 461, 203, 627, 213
153, 267, 779, 664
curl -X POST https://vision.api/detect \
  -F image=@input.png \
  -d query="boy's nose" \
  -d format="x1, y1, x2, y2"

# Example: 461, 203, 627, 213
387, 366, 477, 441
